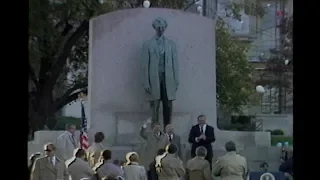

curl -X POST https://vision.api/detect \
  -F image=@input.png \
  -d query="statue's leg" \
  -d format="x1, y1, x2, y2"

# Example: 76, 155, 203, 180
163, 100, 172, 129
150, 100, 160, 123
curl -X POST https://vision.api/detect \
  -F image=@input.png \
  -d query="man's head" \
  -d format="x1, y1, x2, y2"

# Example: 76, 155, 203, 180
225, 141, 236, 152
94, 132, 105, 143
152, 17, 167, 37
152, 122, 162, 134
66, 123, 76, 134
165, 124, 174, 135
167, 144, 178, 154
44, 143, 56, 157
195, 146, 207, 158
197, 115, 206, 126
102, 149, 112, 161
75, 148, 87, 160
157, 148, 166, 156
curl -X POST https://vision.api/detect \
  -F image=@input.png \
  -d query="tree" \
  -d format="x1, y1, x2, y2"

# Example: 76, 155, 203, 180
215, 17, 258, 115
28, 0, 187, 133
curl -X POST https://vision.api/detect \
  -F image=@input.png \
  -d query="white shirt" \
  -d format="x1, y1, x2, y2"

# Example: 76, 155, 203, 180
199, 124, 207, 133
195, 124, 207, 142
48, 156, 56, 166
167, 134, 173, 141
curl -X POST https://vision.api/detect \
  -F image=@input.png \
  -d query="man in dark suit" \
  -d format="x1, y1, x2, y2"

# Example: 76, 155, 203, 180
188, 115, 215, 166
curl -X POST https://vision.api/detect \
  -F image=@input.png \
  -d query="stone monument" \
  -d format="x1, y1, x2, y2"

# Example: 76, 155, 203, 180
88, 8, 270, 149
142, 17, 179, 128
88, 8, 217, 146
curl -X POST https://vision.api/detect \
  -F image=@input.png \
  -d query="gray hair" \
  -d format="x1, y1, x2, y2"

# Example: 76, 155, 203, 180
195, 146, 207, 157
152, 17, 168, 29
65, 123, 76, 130
225, 141, 236, 152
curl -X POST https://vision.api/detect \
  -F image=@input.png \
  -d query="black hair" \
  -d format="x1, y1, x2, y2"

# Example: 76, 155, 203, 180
167, 144, 178, 154
225, 141, 236, 152
102, 150, 112, 160
197, 115, 206, 120
94, 132, 105, 143
75, 148, 86, 158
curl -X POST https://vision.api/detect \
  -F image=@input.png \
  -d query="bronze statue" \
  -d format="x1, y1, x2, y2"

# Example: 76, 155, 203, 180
142, 17, 179, 128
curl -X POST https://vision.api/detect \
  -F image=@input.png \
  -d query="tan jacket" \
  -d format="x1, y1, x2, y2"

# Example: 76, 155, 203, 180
186, 156, 212, 180
212, 152, 247, 180
30, 156, 69, 180
67, 157, 95, 180
157, 153, 185, 180
140, 127, 169, 170
56, 131, 78, 161
87, 142, 105, 167
123, 162, 147, 180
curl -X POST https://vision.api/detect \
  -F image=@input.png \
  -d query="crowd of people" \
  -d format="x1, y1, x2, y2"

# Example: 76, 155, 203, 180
29, 115, 293, 180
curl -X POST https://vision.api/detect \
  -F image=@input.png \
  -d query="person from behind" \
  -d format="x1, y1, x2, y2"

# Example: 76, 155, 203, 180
148, 148, 166, 180
30, 143, 69, 180
123, 152, 147, 180
140, 118, 169, 172
87, 132, 105, 167
67, 148, 95, 180
95, 149, 124, 180
186, 146, 212, 180
156, 144, 185, 180
29, 153, 42, 172
212, 141, 248, 180
279, 150, 293, 180
56, 124, 78, 161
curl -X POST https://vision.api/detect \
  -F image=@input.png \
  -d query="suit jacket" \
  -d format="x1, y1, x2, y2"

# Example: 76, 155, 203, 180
157, 154, 185, 180
142, 36, 179, 101
188, 124, 215, 154
96, 160, 124, 179
212, 152, 247, 180
167, 133, 183, 160
87, 143, 105, 167
140, 127, 170, 171
30, 156, 69, 180
186, 156, 212, 180
67, 157, 95, 180
123, 162, 147, 180
56, 131, 78, 161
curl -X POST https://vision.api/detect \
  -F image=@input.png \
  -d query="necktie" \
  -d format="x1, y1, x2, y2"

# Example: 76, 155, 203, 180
169, 135, 172, 142
50, 157, 55, 166
200, 126, 203, 134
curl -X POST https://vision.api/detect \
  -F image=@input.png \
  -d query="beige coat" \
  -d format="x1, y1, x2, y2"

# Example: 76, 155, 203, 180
157, 153, 185, 180
87, 142, 105, 167
67, 158, 95, 180
186, 156, 212, 180
212, 152, 247, 180
56, 131, 78, 161
30, 156, 69, 180
140, 127, 169, 171
123, 162, 147, 180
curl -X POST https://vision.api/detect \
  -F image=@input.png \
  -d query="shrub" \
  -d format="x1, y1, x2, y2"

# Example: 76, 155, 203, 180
271, 129, 284, 135
52, 116, 81, 130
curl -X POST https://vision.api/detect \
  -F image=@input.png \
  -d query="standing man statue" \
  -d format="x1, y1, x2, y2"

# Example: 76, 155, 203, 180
142, 17, 179, 128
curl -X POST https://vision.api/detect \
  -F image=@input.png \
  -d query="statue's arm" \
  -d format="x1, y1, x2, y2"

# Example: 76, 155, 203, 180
142, 42, 150, 89
172, 42, 179, 86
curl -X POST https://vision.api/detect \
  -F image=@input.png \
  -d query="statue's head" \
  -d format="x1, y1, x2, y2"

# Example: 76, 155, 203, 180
152, 17, 168, 37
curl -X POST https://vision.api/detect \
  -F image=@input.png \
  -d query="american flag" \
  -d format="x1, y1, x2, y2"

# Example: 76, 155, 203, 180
80, 100, 89, 150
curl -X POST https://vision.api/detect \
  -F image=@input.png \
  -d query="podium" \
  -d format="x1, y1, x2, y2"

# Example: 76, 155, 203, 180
248, 172, 286, 180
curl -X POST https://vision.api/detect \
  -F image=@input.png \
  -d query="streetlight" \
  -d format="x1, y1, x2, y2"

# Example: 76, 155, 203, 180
284, 59, 290, 65
256, 85, 265, 94
143, 0, 150, 8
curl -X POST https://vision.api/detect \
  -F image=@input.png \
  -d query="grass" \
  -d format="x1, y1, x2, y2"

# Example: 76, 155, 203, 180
271, 135, 293, 146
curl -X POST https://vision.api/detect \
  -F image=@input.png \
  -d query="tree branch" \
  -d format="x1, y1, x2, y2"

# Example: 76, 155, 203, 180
46, 20, 89, 89
52, 82, 88, 112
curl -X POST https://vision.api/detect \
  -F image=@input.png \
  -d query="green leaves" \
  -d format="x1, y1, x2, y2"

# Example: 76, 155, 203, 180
216, 18, 258, 113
